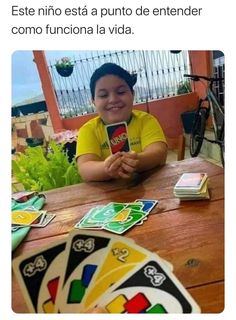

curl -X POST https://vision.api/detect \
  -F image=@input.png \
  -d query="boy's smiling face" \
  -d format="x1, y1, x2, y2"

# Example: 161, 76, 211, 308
93, 74, 134, 124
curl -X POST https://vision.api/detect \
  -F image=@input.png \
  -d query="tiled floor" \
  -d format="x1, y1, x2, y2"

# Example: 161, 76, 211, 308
166, 147, 223, 167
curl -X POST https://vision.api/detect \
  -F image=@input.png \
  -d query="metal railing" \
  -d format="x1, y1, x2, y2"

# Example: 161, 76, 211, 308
213, 55, 225, 106
48, 50, 190, 118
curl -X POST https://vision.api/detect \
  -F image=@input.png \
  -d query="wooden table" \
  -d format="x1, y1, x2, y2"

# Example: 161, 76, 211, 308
12, 158, 224, 313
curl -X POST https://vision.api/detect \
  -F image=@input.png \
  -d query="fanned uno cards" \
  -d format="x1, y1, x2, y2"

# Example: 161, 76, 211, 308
106, 122, 130, 154
54, 230, 132, 313
13, 230, 201, 314
74, 200, 158, 233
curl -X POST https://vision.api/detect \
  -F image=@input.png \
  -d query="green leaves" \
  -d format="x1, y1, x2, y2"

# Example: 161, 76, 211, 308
12, 141, 81, 192
177, 80, 192, 95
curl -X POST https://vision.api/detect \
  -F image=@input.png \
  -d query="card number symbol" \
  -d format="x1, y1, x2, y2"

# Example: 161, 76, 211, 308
144, 265, 166, 286
73, 238, 95, 253
16, 214, 25, 219
23, 255, 47, 277
112, 248, 129, 262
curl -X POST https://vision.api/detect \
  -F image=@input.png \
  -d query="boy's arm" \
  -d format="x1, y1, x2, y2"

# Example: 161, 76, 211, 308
77, 152, 127, 182
137, 142, 167, 171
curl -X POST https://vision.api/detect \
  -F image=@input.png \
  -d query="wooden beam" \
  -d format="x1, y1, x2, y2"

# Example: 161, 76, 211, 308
33, 51, 64, 133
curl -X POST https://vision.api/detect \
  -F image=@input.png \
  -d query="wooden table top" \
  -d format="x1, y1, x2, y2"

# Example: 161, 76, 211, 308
12, 158, 224, 313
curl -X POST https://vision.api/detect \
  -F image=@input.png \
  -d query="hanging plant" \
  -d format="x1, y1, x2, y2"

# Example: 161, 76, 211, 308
170, 50, 182, 54
55, 57, 74, 77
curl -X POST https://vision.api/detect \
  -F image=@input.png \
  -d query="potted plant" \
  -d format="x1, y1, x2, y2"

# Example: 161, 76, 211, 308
55, 57, 74, 77
12, 141, 81, 191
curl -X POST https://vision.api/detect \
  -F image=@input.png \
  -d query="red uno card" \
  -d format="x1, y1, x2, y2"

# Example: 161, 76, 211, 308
106, 122, 130, 154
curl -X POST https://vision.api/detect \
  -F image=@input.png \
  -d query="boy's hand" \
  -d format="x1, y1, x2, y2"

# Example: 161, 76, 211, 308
104, 152, 123, 179
119, 151, 139, 178
104, 151, 139, 180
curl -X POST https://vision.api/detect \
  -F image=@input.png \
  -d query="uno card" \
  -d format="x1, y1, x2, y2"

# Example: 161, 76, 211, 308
111, 208, 131, 222
103, 209, 148, 234
125, 203, 144, 211
55, 230, 123, 313
12, 210, 44, 226
106, 122, 130, 154
75, 207, 105, 229
32, 213, 56, 228
96, 255, 200, 313
82, 240, 152, 310
135, 199, 159, 213
133, 199, 158, 226
75, 203, 127, 229
12, 239, 66, 313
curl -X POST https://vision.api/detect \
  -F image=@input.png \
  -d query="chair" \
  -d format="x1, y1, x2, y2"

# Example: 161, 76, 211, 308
165, 134, 186, 161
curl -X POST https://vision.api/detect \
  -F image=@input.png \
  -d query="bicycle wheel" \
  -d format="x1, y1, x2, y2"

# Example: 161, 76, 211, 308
190, 108, 207, 157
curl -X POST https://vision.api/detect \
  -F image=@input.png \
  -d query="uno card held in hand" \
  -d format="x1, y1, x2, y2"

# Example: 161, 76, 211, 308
55, 230, 121, 313
106, 122, 130, 154
95, 255, 200, 313
12, 239, 67, 313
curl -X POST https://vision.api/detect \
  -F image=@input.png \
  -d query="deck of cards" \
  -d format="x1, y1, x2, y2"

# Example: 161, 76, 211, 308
174, 173, 210, 200
74, 199, 158, 234
13, 229, 201, 313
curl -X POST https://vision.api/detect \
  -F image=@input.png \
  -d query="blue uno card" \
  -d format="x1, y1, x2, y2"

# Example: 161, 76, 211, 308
134, 199, 158, 213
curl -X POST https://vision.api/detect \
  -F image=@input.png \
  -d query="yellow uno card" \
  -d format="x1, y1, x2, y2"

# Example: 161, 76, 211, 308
12, 210, 43, 225
82, 239, 151, 309
111, 209, 131, 222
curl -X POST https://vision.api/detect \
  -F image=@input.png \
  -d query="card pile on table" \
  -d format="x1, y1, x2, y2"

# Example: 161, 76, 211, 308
174, 173, 210, 200
74, 199, 158, 234
13, 230, 201, 313
11, 207, 56, 232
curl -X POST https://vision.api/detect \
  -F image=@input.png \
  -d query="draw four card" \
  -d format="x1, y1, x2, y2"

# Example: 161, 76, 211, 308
12, 239, 66, 313
96, 256, 200, 313
55, 230, 125, 313
106, 122, 130, 154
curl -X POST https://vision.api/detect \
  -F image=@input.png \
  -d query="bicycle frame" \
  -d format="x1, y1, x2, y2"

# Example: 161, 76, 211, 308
207, 89, 224, 143
183, 74, 225, 166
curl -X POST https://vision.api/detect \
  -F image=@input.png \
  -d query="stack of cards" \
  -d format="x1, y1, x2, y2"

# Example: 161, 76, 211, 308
13, 230, 201, 313
74, 199, 158, 234
12, 207, 56, 232
174, 173, 210, 200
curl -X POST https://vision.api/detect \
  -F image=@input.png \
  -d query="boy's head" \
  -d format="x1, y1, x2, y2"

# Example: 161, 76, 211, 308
90, 63, 137, 99
90, 63, 137, 124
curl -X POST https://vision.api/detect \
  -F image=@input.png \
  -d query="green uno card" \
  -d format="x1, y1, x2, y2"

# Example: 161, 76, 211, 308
103, 209, 148, 234
89, 203, 127, 223
75, 203, 127, 229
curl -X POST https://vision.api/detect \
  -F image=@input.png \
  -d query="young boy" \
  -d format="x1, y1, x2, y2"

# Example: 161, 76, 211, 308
76, 63, 167, 182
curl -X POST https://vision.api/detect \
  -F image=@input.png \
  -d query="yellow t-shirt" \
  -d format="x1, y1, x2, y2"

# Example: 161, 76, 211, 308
76, 110, 166, 160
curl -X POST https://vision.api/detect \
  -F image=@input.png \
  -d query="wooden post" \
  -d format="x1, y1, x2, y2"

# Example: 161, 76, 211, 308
33, 51, 64, 133
188, 51, 213, 99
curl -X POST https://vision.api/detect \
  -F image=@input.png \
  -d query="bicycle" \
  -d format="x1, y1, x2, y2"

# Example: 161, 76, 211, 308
183, 74, 225, 166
